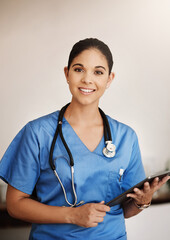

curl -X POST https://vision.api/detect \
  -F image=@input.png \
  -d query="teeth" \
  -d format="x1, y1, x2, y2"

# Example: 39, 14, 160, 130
79, 88, 94, 93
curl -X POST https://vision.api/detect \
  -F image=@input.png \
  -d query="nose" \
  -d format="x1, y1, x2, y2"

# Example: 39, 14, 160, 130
81, 72, 93, 84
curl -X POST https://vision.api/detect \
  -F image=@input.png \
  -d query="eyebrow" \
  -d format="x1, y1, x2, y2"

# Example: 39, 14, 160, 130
72, 63, 106, 71
72, 63, 84, 68
95, 66, 106, 71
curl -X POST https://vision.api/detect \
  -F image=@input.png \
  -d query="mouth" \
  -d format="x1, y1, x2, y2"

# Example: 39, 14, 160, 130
78, 87, 96, 94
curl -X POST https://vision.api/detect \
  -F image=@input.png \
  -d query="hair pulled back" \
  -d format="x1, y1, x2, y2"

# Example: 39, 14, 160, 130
67, 38, 113, 74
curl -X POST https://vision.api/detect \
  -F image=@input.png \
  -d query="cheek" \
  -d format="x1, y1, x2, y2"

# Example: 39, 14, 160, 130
68, 82, 74, 93
68, 80, 78, 96
97, 79, 108, 90
68, 72, 80, 83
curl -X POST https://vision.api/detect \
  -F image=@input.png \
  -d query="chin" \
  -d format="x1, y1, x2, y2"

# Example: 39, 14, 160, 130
72, 98, 99, 107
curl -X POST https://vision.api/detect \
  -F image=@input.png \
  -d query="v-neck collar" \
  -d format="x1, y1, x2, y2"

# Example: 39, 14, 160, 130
62, 116, 104, 155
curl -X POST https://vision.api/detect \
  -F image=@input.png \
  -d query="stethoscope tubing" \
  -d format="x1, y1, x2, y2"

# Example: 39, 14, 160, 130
49, 103, 115, 207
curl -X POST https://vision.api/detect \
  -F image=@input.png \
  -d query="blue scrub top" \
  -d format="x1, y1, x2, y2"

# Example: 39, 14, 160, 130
0, 110, 145, 240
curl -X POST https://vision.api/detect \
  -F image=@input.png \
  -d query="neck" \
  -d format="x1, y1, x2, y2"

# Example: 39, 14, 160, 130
64, 100, 102, 127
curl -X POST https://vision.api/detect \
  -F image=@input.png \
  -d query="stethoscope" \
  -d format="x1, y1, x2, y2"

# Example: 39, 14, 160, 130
49, 103, 116, 207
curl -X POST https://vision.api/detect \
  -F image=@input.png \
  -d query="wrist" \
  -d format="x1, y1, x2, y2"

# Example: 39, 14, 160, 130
64, 207, 76, 224
133, 200, 151, 210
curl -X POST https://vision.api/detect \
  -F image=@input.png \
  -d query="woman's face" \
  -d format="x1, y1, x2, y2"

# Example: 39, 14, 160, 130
64, 48, 114, 107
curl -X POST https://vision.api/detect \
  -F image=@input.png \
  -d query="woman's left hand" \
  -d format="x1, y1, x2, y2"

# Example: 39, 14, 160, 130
126, 175, 170, 206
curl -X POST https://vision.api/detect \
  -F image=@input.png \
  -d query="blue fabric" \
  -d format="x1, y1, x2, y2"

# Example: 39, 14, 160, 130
0, 111, 146, 240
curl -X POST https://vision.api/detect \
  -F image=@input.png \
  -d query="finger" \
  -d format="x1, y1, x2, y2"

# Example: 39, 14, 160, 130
133, 187, 142, 195
90, 222, 98, 228
95, 203, 110, 212
96, 211, 107, 218
89, 218, 103, 228
161, 175, 170, 183
127, 188, 143, 200
95, 216, 104, 223
143, 182, 151, 193
150, 177, 159, 188
157, 176, 170, 188
126, 192, 138, 199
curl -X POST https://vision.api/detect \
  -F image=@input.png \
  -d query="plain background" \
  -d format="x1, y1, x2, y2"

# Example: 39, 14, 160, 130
0, 0, 170, 239
1, 0, 170, 171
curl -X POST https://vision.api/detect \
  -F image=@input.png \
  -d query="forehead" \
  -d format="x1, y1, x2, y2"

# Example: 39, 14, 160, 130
71, 48, 109, 69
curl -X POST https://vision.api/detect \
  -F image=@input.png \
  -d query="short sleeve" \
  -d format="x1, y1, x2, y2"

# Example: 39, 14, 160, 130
0, 122, 40, 195
122, 133, 146, 192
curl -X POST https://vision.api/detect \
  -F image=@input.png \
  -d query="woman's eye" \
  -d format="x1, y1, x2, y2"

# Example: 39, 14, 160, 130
95, 71, 103, 75
74, 68, 83, 72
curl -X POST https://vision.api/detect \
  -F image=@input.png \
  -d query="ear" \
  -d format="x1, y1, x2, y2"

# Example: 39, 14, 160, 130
106, 72, 115, 89
64, 66, 69, 83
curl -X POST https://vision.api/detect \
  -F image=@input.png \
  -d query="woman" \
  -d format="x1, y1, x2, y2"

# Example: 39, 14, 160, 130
0, 38, 169, 240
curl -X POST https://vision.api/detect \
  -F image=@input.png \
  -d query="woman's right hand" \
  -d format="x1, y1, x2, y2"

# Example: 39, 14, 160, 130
70, 201, 110, 228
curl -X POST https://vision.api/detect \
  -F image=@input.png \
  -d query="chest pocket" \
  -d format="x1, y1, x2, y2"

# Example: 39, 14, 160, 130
106, 171, 124, 209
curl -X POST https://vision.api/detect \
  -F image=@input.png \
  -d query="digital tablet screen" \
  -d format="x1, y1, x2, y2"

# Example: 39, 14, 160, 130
106, 170, 170, 207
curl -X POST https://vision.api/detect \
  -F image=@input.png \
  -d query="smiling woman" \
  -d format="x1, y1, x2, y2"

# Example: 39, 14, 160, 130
0, 38, 169, 240
64, 48, 114, 107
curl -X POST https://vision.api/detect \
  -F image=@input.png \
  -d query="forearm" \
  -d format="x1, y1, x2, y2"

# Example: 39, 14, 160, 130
6, 185, 73, 224
7, 196, 73, 224
122, 199, 142, 218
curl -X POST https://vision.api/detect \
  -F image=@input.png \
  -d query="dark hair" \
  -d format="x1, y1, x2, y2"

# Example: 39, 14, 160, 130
67, 38, 113, 74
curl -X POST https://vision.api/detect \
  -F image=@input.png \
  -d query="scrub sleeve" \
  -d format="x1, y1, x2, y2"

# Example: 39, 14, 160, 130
0, 123, 40, 195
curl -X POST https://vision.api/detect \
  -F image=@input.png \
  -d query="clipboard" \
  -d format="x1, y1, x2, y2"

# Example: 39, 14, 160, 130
106, 170, 170, 207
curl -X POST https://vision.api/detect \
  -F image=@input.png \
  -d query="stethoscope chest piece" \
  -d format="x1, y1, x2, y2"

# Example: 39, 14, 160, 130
103, 141, 116, 158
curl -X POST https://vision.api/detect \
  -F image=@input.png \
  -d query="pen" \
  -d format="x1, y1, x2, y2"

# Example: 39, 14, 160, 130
119, 169, 124, 182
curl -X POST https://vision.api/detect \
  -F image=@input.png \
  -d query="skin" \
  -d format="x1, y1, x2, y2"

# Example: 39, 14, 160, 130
123, 175, 170, 218
63, 49, 114, 151
64, 48, 114, 108
6, 48, 170, 228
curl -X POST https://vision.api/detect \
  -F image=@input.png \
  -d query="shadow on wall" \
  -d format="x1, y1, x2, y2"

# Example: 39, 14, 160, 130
0, 227, 31, 240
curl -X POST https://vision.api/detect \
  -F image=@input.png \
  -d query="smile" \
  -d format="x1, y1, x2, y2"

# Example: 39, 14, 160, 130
79, 88, 95, 94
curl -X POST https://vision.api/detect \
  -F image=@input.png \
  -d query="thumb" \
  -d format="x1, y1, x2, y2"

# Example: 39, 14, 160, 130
99, 201, 105, 204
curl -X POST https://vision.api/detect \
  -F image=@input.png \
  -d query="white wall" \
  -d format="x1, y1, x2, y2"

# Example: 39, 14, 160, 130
126, 203, 170, 239
1, 0, 170, 172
